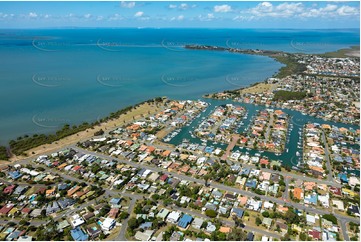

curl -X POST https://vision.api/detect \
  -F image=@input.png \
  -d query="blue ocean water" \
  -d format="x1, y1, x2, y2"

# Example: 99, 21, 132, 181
0, 28, 359, 145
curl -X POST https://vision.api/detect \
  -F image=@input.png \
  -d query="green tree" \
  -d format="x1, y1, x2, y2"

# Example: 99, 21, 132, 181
128, 218, 138, 230
228, 228, 247, 241
299, 232, 307, 241
87, 206, 94, 212
205, 209, 217, 218
322, 214, 337, 224
256, 217, 262, 226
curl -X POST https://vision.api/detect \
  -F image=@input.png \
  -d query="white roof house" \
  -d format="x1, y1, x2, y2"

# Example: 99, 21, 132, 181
332, 200, 345, 211
263, 201, 274, 209
156, 208, 170, 221
191, 217, 204, 229
306, 214, 316, 224
166, 211, 181, 223
135, 230, 154, 241
69, 214, 85, 228
100, 218, 116, 232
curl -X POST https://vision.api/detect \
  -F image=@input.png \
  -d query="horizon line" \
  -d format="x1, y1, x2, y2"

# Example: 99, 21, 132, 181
0, 27, 360, 30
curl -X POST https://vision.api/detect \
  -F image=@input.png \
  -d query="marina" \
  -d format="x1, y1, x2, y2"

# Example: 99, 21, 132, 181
167, 98, 359, 173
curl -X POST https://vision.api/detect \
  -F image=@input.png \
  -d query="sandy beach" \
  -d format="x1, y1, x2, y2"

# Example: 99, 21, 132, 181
3, 101, 164, 163
345, 50, 360, 57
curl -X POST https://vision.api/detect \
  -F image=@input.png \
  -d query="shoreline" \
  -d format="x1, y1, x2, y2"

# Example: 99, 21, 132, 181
198, 45, 360, 126
1, 99, 166, 163
1, 45, 359, 163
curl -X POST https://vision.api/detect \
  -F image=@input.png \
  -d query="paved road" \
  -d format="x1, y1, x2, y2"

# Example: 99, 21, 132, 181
0, 218, 45, 227
321, 130, 334, 182
74, 146, 360, 224
264, 113, 274, 141
339, 219, 350, 241
146, 137, 341, 188
4, 139, 358, 242
174, 205, 282, 239
115, 197, 138, 241
282, 177, 290, 200
239, 162, 340, 187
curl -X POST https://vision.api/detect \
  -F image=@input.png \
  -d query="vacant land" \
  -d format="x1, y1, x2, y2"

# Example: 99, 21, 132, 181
7, 102, 164, 162
321, 46, 360, 58
239, 83, 276, 94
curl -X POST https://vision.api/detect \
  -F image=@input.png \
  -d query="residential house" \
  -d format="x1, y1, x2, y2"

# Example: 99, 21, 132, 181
70, 227, 88, 241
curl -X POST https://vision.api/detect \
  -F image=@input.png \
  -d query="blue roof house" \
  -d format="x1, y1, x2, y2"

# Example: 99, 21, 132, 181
338, 173, 348, 184
204, 147, 214, 154
231, 207, 244, 218
178, 214, 193, 229
8, 171, 22, 180
245, 179, 257, 189
139, 222, 152, 230
240, 168, 250, 176
110, 198, 121, 205
70, 227, 89, 241
305, 193, 318, 205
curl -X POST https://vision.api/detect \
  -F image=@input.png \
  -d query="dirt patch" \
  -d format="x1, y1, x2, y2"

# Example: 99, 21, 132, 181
240, 83, 275, 94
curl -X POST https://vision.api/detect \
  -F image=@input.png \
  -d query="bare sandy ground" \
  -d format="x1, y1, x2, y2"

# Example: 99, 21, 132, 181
239, 83, 275, 94
3, 102, 163, 163
345, 50, 360, 57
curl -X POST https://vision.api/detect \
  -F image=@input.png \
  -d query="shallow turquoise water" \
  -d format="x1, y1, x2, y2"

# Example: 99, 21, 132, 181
0, 28, 359, 144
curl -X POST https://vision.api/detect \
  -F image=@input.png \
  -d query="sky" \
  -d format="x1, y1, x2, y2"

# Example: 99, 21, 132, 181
0, 1, 359, 28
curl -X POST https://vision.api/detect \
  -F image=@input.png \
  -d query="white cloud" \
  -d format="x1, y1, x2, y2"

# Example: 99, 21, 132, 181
249, 2, 304, 18
168, 3, 196, 10
299, 4, 358, 18
323, 4, 338, 12
120, 1, 135, 9
233, 15, 254, 21
214, 4, 232, 13
28, 12, 38, 18
96, 16, 104, 21
198, 13, 215, 21
337, 5, 359, 16
170, 15, 185, 21
84, 13, 92, 19
108, 13, 123, 21
134, 11, 144, 17
179, 3, 188, 10
246, 1, 359, 19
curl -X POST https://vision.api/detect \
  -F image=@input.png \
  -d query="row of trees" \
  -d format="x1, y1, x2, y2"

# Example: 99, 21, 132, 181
0, 146, 9, 160
9, 97, 165, 156
273, 90, 308, 101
